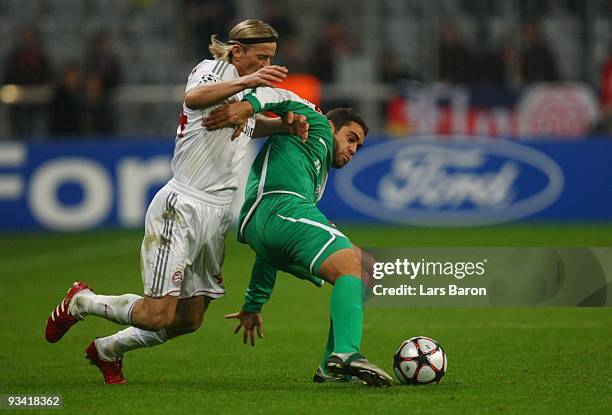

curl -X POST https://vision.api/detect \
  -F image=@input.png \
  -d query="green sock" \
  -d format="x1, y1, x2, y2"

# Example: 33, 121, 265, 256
330, 275, 363, 354
320, 317, 334, 371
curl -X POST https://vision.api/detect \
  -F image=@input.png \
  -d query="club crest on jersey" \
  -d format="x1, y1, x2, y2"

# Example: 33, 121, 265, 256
314, 159, 321, 174
171, 269, 184, 286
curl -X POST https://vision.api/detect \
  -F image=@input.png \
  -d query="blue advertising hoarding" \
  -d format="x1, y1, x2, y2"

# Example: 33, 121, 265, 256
321, 136, 612, 226
0, 139, 174, 231
0, 136, 610, 231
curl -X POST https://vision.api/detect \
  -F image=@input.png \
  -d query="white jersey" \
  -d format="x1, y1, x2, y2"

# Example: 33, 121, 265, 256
171, 59, 256, 206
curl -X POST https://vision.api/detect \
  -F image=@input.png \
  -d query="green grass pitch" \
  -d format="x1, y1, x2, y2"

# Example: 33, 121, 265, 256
1, 223, 611, 414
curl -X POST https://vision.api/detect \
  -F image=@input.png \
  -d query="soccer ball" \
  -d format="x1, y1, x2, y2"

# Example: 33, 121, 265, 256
393, 336, 447, 385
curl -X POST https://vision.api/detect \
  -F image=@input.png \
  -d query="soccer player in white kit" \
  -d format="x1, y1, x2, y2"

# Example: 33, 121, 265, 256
44, 20, 307, 384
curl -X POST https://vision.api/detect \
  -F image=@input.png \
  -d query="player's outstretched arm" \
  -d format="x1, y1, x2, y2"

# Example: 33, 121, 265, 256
185, 65, 288, 110
243, 257, 278, 312
203, 101, 255, 138
225, 258, 278, 346
203, 99, 309, 142
253, 112, 310, 142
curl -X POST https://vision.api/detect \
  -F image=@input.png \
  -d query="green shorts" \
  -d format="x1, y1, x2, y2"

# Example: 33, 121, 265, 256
242, 194, 353, 284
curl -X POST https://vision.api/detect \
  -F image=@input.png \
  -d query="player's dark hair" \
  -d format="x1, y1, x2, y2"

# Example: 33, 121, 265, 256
325, 108, 369, 136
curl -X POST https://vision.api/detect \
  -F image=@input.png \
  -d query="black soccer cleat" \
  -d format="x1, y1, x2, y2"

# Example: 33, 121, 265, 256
326, 353, 393, 387
312, 365, 362, 383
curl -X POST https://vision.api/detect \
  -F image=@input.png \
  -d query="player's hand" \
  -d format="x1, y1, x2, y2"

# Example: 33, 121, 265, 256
283, 111, 309, 143
242, 65, 288, 88
225, 310, 263, 346
204, 101, 254, 140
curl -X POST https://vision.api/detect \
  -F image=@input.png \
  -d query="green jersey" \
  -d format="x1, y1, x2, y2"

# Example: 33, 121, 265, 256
238, 88, 333, 242
235, 88, 355, 313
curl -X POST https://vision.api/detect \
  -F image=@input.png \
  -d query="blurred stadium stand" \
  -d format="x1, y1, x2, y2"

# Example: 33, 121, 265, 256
0, 0, 610, 138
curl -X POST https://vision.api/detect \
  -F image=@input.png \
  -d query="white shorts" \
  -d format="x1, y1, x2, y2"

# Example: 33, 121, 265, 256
141, 179, 232, 299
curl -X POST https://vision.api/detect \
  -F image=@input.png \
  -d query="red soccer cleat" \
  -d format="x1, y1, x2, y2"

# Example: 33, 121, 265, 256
85, 341, 127, 385
45, 281, 90, 343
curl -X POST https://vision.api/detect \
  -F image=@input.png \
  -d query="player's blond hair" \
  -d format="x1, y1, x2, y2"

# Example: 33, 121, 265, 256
209, 19, 278, 62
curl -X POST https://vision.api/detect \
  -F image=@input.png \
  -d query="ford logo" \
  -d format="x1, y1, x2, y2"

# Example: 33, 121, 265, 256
334, 136, 564, 226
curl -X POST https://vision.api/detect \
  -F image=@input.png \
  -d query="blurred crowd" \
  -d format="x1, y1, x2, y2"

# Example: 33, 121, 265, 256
2, 0, 611, 138
4, 25, 121, 137
181, 1, 612, 135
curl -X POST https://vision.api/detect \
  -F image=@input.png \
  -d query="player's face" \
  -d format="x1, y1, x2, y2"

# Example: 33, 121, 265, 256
331, 121, 366, 168
233, 43, 277, 76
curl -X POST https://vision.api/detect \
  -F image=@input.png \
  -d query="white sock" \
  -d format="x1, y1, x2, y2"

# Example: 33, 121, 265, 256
95, 327, 168, 361
71, 290, 141, 325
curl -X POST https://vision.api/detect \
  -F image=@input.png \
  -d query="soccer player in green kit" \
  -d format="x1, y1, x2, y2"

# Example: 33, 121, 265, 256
204, 87, 392, 387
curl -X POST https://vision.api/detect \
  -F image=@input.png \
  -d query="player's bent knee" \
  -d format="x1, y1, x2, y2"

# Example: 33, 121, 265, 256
318, 248, 363, 283
145, 311, 176, 331
134, 296, 178, 331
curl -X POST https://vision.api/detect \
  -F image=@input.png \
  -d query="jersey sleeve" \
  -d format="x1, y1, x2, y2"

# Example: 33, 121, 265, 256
185, 61, 239, 93
242, 257, 278, 313
243, 87, 310, 116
